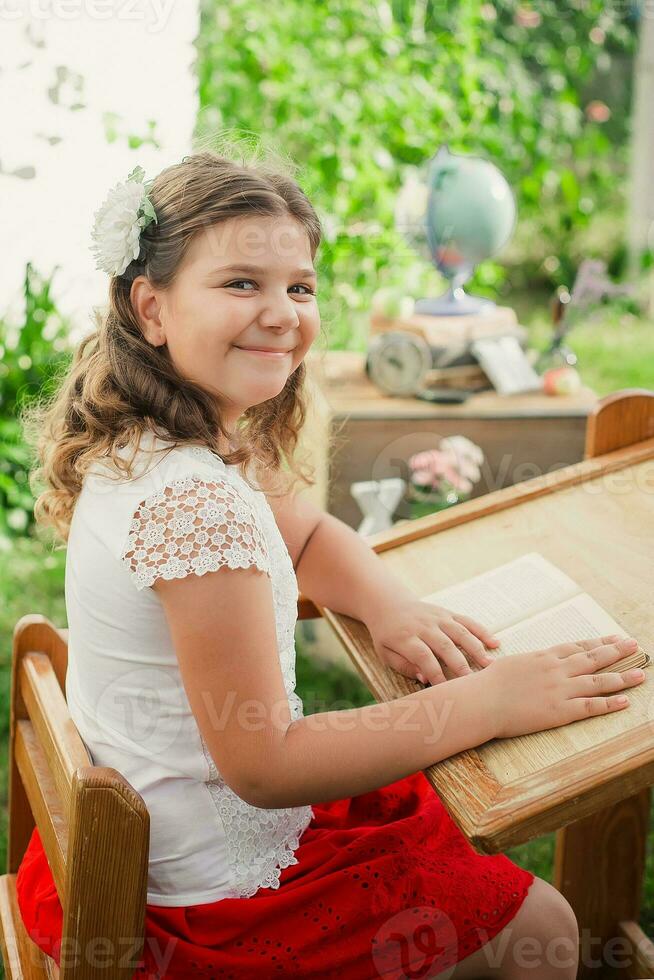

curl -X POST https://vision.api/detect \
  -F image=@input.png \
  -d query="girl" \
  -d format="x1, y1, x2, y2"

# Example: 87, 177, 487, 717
15, 146, 643, 980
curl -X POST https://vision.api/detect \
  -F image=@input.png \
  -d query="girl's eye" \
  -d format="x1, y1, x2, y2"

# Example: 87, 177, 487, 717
226, 279, 315, 295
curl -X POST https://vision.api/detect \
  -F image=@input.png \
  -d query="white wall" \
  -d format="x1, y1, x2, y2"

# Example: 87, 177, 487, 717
0, 0, 200, 343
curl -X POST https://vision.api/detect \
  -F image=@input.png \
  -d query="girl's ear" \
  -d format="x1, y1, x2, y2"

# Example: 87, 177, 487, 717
130, 276, 167, 347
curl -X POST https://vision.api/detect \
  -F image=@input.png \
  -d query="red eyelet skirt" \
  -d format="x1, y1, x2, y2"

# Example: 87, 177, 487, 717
16, 770, 534, 979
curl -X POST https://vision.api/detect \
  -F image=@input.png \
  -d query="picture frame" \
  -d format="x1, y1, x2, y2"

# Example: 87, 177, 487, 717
470, 335, 543, 395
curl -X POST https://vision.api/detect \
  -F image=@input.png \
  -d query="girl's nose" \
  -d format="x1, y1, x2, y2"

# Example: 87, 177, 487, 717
258, 293, 301, 329
259, 313, 300, 332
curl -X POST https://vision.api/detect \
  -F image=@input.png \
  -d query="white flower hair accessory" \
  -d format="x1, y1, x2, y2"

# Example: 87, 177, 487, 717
90, 165, 158, 277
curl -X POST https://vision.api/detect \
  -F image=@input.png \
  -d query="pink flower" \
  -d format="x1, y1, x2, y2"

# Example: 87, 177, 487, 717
408, 437, 484, 496
412, 468, 437, 487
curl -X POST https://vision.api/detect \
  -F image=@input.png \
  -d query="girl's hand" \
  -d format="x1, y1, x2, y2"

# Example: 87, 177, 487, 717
482, 635, 645, 739
366, 598, 499, 686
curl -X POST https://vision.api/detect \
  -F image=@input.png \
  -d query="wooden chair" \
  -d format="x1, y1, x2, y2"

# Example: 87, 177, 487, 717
3, 389, 653, 979
0, 617, 149, 979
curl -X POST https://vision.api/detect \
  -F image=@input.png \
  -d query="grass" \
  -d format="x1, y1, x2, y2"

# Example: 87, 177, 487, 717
1, 295, 653, 972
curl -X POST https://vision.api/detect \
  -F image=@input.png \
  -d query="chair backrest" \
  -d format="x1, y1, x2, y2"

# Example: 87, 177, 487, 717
8, 615, 149, 979
584, 388, 654, 459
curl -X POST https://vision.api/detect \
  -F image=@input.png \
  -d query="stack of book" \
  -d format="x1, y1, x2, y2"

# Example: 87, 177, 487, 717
370, 305, 526, 365
421, 363, 491, 391
369, 305, 536, 395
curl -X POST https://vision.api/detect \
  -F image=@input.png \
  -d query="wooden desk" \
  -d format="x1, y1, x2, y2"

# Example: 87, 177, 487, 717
301, 389, 654, 978
301, 349, 598, 529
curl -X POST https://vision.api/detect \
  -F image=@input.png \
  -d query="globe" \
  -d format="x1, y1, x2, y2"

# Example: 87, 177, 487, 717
397, 145, 517, 316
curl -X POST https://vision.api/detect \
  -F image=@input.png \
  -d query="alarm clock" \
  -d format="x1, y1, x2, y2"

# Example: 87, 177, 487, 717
365, 331, 434, 396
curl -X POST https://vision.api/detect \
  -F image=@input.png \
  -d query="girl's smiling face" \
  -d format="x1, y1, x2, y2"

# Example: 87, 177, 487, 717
131, 214, 320, 431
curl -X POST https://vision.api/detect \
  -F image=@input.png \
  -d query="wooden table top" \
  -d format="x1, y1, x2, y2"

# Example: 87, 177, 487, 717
317, 436, 654, 854
306, 348, 598, 420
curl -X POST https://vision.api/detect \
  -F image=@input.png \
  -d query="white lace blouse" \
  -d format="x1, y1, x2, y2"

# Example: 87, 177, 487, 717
64, 430, 314, 906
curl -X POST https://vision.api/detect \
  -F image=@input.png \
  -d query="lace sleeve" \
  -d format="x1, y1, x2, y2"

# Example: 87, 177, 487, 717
120, 474, 271, 591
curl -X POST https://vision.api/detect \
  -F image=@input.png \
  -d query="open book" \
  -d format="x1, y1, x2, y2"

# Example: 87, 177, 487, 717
422, 552, 650, 674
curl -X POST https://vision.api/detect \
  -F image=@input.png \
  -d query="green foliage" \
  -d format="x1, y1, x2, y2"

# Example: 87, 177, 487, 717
0, 264, 72, 543
196, 0, 638, 345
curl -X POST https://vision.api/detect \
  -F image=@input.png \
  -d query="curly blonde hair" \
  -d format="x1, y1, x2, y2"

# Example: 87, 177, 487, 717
21, 140, 327, 546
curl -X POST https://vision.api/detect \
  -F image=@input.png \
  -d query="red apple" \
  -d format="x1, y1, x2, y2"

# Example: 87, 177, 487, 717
542, 366, 582, 396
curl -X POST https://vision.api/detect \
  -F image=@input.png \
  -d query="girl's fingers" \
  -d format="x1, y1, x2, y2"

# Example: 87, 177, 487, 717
556, 635, 622, 660
424, 620, 487, 672
407, 636, 449, 685
384, 639, 448, 686
420, 628, 472, 679
569, 667, 644, 697
451, 613, 499, 648
565, 638, 639, 676
381, 647, 433, 684
441, 620, 493, 668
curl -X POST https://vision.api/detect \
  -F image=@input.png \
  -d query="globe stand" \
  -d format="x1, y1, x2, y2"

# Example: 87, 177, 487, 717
415, 265, 497, 316
414, 284, 496, 316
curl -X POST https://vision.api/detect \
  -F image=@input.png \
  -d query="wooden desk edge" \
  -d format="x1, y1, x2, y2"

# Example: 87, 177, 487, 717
464, 729, 654, 854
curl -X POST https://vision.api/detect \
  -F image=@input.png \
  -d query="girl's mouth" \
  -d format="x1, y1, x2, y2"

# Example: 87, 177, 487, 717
234, 347, 291, 358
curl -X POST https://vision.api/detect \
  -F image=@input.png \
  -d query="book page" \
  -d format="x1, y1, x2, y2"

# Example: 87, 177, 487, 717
490, 592, 649, 669
422, 552, 581, 634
